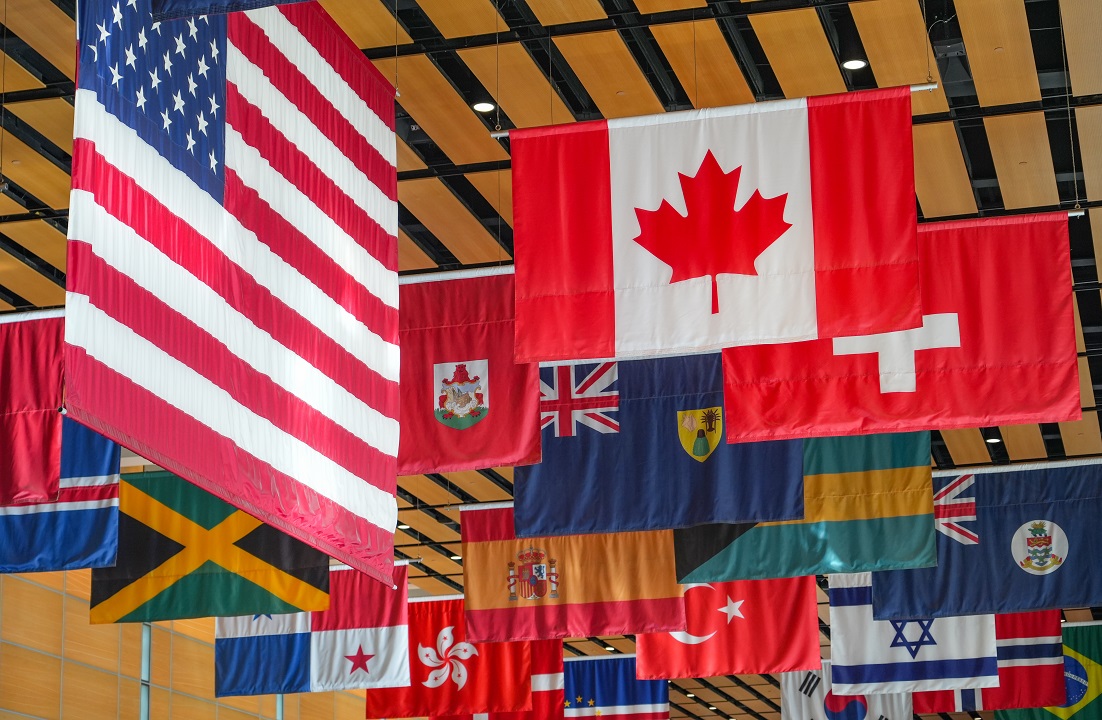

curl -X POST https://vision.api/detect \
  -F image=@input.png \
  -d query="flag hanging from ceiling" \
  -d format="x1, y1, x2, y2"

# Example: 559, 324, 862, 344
514, 354, 803, 537
721, 213, 1077, 442
636, 577, 820, 678
91, 471, 330, 623
0, 311, 64, 505
674, 432, 934, 582
828, 572, 998, 694
997, 624, 1102, 720
365, 597, 533, 717
0, 417, 121, 572
872, 463, 1102, 619
398, 272, 541, 475
914, 611, 1065, 712
564, 656, 668, 720
461, 505, 685, 642
511, 87, 919, 362
431, 640, 566, 720
67, 0, 399, 581
781, 660, 912, 720
215, 566, 409, 695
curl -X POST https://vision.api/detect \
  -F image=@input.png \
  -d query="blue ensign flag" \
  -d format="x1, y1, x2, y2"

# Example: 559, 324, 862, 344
872, 463, 1102, 619
0, 418, 121, 572
514, 354, 803, 536
564, 656, 669, 720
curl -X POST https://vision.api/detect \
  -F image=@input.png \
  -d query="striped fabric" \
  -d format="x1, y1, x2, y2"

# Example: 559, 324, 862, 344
66, 0, 398, 581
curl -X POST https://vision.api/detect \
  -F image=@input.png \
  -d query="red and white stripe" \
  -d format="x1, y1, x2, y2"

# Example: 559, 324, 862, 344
65, 4, 398, 582
934, 475, 978, 545
0, 470, 119, 516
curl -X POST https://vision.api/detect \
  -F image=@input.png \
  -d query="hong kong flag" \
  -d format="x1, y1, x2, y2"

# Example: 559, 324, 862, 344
512, 87, 919, 362
432, 640, 565, 720
365, 597, 532, 718
722, 213, 1079, 442
635, 577, 821, 678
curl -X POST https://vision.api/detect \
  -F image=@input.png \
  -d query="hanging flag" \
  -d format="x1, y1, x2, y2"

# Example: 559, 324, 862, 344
215, 566, 409, 695
781, 660, 912, 720
462, 505, 685, 642
91, 471, 330, 623
914, 611, 1065, 712
722, 213, 1077, 442
365, 597, 533, 717
0, 311, 64, 505
674, 432, 933, 582
511, 87, 919, 363
514, 355, 802, 537
872, 463, 1102, 619
152, 0, 310, 21
564, 656, 668, 720
828, 572, 998, 694
432, 640, 566, 720
636, 577, 820, 678
67, 0, 399, 581
398, 272, 540, 475
0, 417, 121, 572
997, 624, 1102, 720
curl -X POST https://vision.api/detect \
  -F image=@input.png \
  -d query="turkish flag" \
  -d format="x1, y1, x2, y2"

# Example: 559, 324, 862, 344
722, 213, 1079, 442
365, 598, 532, 717
635, 577, 820, 678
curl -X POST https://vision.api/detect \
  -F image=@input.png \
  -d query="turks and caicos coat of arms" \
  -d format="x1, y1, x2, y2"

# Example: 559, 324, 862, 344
677, 407, 723, 462
1012, 519, 1068, 575
434, 360, 489, 430
508, 546, 559, 601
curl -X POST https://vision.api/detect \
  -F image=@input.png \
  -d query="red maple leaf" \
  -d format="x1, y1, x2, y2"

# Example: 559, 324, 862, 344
633, 150, 792, 314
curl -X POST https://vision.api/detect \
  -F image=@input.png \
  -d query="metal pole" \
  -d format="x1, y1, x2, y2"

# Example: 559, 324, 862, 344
276, 694, 284, 720
140, 622, 151, 720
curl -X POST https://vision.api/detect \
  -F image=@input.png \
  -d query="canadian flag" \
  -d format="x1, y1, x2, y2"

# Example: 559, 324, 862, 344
722, 213, 1080, 442
512, 87, 919, 362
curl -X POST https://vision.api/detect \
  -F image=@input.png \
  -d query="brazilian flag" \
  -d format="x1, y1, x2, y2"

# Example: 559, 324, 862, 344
999, 625, 1102, 720
90, 471, 330, 623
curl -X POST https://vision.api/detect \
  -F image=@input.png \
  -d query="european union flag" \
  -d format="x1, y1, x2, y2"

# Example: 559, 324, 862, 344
872, 464, 1102, 619
514, 353, 803, 536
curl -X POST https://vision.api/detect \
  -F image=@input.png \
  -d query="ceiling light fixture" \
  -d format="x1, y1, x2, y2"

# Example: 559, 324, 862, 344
985, 437, 1002, 444
397, 524, 410, 530
450, 554, 462, 560
605, 645, 616, 652
472, 101, 495, 113
686, 694, 696, 698
842, 59, 868, 70
709, 707, 718, 711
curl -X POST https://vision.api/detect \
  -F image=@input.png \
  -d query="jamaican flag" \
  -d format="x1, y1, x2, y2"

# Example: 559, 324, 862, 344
998, 624, 1102, 720
90, 471, 330, 623
674, 431, 935, 581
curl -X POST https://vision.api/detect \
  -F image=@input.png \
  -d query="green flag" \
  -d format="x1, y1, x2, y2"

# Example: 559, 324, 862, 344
999, 625, 1102, 720
90, 471, 330, 623
673, 431, 935, 581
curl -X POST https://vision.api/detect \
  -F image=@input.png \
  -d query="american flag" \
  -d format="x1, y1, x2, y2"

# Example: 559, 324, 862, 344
539, 363, 620, 437
933, 474, 978, 545
65, 0, 399, 582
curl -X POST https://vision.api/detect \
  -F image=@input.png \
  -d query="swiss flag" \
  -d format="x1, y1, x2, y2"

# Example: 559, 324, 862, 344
365, 597, 532, 717
722, 213, 1079, 442
635, 577, 820, 678
432, 640, 565, 720
512, 87, 919, 362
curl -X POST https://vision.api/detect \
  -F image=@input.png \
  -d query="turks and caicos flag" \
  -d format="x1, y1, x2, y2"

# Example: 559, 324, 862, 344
512, 87, 919, 362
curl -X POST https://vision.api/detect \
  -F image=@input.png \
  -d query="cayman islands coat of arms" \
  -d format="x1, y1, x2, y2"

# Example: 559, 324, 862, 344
508, 546, 559, 601
434, 360, 489, 430
677, 407, 723, 462
1012, 519, 1068, 575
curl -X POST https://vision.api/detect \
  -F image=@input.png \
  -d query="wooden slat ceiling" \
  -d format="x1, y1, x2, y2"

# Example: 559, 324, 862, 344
7, 0, 1102, 717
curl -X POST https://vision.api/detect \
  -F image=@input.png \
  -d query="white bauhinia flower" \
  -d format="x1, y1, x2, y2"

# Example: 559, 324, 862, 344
418, 626, 478, 689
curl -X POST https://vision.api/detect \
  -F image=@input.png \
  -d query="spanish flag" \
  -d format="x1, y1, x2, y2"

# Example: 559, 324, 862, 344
461, 505, 684, 643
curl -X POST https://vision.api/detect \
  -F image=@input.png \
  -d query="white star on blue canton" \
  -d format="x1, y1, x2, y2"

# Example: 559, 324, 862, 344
209, 40, 219, 64
174, 34, 186, 57
187, 73, 197, 96
109, 63, 122, 86
209, 151, 217, 172
127, 0, 136, 7
111, 2, 122, 27
197, 56, 209, 78
161, 108, 172, 131
149, 67, 160, 90
196, 111, 208, 135
137, 26, 147, 50
135, 86, 146, 109
97, 21, 110, 43
187, 17, 198, 39
163, 50, 172, 75
152, 21, 161, 34
186, 130, 195, 153
124, 44, 136, 68
208, 94, 219, 115
172, 90, 185, 114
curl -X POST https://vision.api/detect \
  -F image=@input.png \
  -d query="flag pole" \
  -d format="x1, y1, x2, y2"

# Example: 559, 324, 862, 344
933, 456, 1102, 477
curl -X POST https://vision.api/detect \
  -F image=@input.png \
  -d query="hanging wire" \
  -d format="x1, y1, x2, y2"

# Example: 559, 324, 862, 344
692, 12, 698, 107
1, 0, 8, 191
1059, 2, 1081, 209
392, 0, 399, 96
921, 0, 932, 84
494, 0, 503, 264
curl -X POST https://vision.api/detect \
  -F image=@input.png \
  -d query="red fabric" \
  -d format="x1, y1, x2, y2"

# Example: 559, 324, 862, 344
808, 87, 920, 338
398, 274, 541, 474
432, 640, 565, 720
636, 577, 820, 678
513, 121, 615, 363
0, 316, 63, 506
913, 611, 1065, 712
723, 213, 1078, 441
365, 599, 533, 717
311, 566, 407, 632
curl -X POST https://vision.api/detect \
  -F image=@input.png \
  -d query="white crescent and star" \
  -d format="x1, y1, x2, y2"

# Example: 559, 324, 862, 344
667, 584, 745, 645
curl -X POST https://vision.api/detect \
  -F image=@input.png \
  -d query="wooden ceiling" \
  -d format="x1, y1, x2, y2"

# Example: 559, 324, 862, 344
6, 0, 1102, 718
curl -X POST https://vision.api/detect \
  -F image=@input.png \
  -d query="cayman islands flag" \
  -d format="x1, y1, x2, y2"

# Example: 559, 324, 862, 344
781, 660, 912, 720
564, 656, 668, 720
828, 572, 998, 694
997, 624, 1102, 720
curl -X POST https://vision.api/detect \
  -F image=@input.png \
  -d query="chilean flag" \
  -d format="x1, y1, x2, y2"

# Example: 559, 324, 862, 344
512, 87, 919, 362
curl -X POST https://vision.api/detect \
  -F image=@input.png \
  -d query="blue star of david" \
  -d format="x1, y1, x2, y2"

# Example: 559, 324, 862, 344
889, 619, 936, 658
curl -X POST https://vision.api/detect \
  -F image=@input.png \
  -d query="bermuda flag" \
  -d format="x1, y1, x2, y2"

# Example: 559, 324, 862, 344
214, 566, 409, 696
432, 640, 565, 720
564, 656, 668, 720
913, 611, 1065, 712
512, 87, 919, 362
66, 0, 399, 580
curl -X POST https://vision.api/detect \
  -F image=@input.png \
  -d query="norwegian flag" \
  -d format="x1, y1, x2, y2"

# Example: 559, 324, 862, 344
540, 363, 620, 437
934, 474, 978, 545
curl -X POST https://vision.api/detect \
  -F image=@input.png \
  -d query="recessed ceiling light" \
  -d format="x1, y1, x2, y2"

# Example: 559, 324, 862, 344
397, 524, 410, 530
985, 437, 1002, 444
605, 645, 615, 651
686, 693, 695, 698
842, 59, 867, 70
472, 101, 495, 113
450, 554, 462, 560
709, 707, 718, 711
